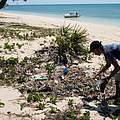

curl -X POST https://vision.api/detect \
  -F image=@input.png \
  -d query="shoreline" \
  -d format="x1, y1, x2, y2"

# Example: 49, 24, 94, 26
2, 8, 120, 27
0, 11, 120, 43
0, 11, 120, 42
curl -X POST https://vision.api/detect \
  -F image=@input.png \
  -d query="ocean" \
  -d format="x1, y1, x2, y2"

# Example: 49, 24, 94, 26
1, 4, 120, 26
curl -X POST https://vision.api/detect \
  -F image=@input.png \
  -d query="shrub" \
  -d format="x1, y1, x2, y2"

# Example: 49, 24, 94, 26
4, 42, 15, 51
55, 25, 88, 58
65, 109, 78, 120
49, 107, 59, 114
6, 57, 18, 65
80, 111, 90, 120
37, 102, 46, 110
27, 92, 44, 103
45, 63, 55, 79
68, 99, 74, 108
17, 75, 27, 84
49, 95, 58, 105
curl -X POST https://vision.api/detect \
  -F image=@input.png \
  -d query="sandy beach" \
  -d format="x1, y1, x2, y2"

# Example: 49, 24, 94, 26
0, 11, 120, 120
0, 11, 120, 42
0, 11, 120, 67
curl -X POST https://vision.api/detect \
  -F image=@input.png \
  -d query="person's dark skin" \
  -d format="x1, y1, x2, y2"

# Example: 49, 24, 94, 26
93, 47, 120, 81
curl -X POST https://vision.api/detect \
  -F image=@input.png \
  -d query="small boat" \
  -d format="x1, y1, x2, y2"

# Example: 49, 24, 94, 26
64, 11, 80, 18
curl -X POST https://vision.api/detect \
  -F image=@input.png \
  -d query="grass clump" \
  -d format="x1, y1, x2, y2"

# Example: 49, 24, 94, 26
37, 102, 46, 110
49, 106, 59, 114
0, 100, 5, 108
17, 75, 27, 84
27, 92, 44, 103
45, 63, 55, 79
49, 95, 58, 105
6, 57, 18, 65
80, 111, 90, 120
4, 42, 15, 51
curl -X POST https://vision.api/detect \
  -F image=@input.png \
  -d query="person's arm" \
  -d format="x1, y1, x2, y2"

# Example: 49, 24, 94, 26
107, 60, 120, 80
94, 57, 111, 78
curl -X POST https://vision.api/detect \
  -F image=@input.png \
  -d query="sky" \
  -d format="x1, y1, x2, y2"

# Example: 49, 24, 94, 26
8, 0, 120, 5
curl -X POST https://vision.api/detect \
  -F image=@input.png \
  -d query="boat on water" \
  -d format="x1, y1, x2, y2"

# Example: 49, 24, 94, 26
64, 11, 80, 18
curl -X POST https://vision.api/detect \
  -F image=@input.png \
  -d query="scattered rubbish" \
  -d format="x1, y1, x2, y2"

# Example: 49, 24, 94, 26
73, 60, 79, 65
96, 79, 108, 93
96, 80, 102, 91
33, 75, 48, 81
63, 66, 69, 75
71, 71, 80, 80
60, 75, 65, 80
98, 100, 111, 114
35, 76, 48, 81
39, 85, 52, 92
34, 67, 40, 73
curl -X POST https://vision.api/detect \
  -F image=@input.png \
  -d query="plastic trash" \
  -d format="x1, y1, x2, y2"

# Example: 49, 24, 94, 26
60, 75, 65, 80
71, 71, 80, 80
98, 100, 110, 114
96, 78, 108, 93
34, 76, 48, 81
40, 85, 52, 92
96, 80, 104, 91
63, 67, 69, 75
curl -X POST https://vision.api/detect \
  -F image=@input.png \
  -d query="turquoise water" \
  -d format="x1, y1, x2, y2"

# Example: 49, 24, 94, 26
1, 4, 120, 26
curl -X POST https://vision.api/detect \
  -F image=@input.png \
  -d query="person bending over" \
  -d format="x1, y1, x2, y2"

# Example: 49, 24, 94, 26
89, 41, 120, 101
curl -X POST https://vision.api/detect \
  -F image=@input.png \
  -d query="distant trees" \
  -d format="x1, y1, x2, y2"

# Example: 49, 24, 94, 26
0, 0, 27, 9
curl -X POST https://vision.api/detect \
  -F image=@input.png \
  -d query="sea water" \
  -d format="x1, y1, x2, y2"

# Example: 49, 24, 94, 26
1, 4, 120, 26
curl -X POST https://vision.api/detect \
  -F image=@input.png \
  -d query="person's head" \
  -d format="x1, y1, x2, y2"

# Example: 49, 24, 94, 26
89, 41, 103, 56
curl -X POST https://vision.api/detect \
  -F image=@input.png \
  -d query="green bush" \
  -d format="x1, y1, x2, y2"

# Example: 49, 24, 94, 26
6, 57, 18, 65
80, 111, 90, 120
68, 99, 74, 108
45, 63, 55, 79
55, 25, 88, 57
66, 109, 78, 120
4, 42, 15, 51
27, 92, 44, 103
17, 75, 27, 84
49, 107, 59, 114
49, 95, 58, 105
37, 102, 46, 110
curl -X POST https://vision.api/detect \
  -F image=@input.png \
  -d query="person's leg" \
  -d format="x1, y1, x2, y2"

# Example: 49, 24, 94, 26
115, 71, 120, 98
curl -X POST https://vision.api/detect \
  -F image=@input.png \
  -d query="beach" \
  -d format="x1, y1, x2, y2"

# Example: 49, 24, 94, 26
1, 11, 120, 41
0, 11, 120, 120
0, 11, 120, 66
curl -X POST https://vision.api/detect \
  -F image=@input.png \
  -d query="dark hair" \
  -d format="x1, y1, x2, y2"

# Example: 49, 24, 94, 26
89, 41, 103, 53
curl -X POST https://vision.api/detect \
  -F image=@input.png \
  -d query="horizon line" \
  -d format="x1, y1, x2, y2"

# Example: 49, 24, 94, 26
9, 3, 120, 5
